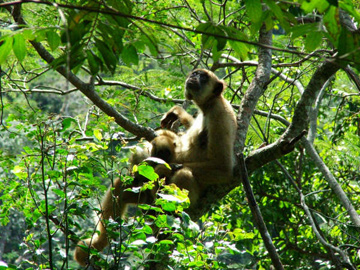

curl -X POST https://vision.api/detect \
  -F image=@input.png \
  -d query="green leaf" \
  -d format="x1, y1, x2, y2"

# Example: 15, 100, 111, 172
108, 0, 133, 16
229, 40, 249, 60
211, 42, 222, 62
22, 29, 35, 40
12, 165, 28, 180
95, 38, 117, 73
93, 129, 103, 141
223, 26, 249, 60
301, 0, 329, 13
290, 23, 321, 39
159, 239, 173, 245
337, 27, 360, 69
61, 118, 76, 132
196, 22, 227, 52
13, 34, 26, 62
137, 164, 158, 181
158, 200, 176, 212
263, 0, 290, 31
53, 188, 66, 198
143, 224, 153, 234
0, 36, 13, 64
121, 44, 139, 66
305, 31, 323, 51
155, 214, 170, 228
197, 22, 215, 50
86, 50, 100, 75
245, 0, 262, 23
46, 30, 60, 51
188, 261, 205, 267
323, 6, 340, 44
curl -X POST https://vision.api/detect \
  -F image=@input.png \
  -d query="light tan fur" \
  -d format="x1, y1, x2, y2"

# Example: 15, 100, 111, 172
159, 69, 237, 206
74, 69, 237, 266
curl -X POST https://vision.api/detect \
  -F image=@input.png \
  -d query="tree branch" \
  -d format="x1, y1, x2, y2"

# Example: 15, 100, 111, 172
301, 137, 360, 231
0, 0, 329, 59
245, 60, 340, 173
238, 153, 284, 270
8, 3, 156, 142
236, 25, 273, 152
276, 161, 356, 270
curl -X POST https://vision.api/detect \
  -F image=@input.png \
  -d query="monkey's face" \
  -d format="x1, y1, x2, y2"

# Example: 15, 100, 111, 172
185, 69, 224, 105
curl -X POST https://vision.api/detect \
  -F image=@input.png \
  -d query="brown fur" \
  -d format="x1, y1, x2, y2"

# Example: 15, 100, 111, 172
74, 130, 179, 266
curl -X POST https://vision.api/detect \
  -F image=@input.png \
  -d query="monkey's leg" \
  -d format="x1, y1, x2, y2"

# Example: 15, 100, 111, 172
169, 167, 200, 206
74, 178, 152, 266
74, 178, 124, 266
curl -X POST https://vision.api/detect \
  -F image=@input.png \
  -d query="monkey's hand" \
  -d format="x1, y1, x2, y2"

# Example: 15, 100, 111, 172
161, 106, 181, 129
161, 106, 193, 130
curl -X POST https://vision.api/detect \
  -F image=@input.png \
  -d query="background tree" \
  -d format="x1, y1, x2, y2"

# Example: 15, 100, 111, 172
0, 0, 359, 269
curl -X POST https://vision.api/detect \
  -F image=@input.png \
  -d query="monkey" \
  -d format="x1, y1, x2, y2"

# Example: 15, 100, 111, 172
74, 69, 237, 266
158, 69, 237, 207
74, 129, 180, 267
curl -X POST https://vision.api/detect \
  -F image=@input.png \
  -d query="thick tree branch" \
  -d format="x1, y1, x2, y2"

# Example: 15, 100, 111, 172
308, 78, 330, 143
235, 26, 284, 270
245, 60, 340, 173
236, 25, 273, 152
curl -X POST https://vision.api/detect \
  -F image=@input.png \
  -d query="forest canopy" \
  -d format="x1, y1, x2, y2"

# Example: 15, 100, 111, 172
0, 0, 360, 269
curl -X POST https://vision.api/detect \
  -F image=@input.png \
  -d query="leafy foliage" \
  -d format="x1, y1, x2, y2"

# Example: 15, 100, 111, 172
0, 0, 360, 270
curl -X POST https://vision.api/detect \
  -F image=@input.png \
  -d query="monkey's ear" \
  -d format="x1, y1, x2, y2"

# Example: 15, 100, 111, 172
213, 81, 224, 96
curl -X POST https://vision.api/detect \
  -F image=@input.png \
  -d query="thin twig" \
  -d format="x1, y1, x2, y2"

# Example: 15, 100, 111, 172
0, 0, 331, 59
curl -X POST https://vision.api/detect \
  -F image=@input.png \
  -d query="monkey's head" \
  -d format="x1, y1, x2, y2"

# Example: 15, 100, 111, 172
185, 69, 225, 106
151, 130, 177, 163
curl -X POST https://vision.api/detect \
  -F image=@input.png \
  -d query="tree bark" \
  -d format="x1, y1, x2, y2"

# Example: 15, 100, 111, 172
245, 60, 340, 173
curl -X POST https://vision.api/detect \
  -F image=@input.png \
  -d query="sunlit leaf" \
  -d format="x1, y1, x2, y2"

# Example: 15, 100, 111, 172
137, 164, 158, 181
245, 0, 262, 23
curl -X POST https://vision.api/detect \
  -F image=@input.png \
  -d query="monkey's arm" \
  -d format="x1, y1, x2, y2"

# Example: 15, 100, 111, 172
161, 105, 194, 130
